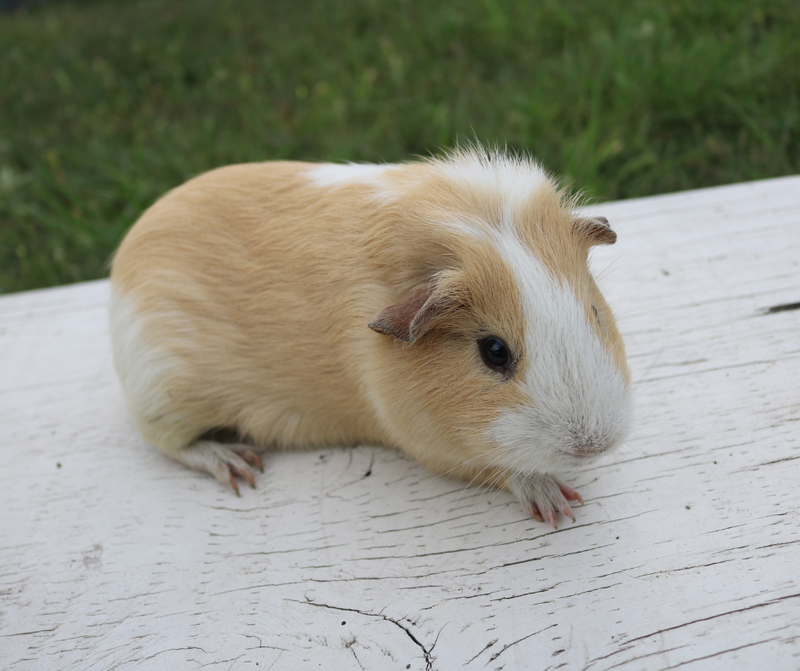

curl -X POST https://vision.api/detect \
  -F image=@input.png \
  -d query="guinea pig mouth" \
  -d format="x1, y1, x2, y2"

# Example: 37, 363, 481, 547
563, 450, 600, 458
560, 449, 608, 462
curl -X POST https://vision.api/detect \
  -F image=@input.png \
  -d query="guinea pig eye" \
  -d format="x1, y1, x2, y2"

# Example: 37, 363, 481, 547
479, 336, 512, 374
592, 305, 600, 323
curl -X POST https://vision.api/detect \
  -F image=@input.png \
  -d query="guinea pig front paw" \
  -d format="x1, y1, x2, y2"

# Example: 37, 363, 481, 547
508, 472, 584, 528
175, 440, 264, 496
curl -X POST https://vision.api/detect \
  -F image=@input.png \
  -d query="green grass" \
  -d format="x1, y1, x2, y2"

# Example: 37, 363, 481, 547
1, 0, 798, 293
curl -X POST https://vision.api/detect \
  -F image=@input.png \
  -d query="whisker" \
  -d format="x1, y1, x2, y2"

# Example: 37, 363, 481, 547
593, 239, 653, 282
423, 443, 509, 482
453, 452, 510, 503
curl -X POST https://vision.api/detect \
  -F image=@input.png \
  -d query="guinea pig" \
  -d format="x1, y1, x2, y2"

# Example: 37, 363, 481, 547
109, 146, 632, 527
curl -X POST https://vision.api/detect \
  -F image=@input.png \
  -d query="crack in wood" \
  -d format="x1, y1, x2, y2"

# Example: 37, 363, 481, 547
637, 357, 795, 384
346, 636, 366, 671
756, 455, 800, 467
619, 592, 800, 648
294, 598, 437, 670
486, 625, 557, 665
362, 454, 375, 479
658, 636, 782, 670
465, 638, 498, 664
632, 558, 736, 579
0, 627, 59, 637
490, 582, 561, 602
763, 301, 800, 314
135, 645, 208, 663
590, 641, 690, 670
266, 649, 285, 671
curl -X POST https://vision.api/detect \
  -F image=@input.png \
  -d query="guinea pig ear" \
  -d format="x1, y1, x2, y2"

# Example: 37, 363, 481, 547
572, 216, 617, 246
369, 278, 453, 343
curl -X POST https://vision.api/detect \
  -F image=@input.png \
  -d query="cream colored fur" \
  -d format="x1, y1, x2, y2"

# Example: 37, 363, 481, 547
109, 147, 632, 525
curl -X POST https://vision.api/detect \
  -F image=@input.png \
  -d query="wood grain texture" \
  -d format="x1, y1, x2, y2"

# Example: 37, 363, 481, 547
1, 175, 799, 670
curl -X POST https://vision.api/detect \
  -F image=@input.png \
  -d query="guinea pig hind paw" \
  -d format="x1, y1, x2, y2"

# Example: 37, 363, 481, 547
177, 441, 262, 495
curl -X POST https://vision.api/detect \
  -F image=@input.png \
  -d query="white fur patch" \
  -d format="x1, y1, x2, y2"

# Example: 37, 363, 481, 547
108, 289, 190, 450
434, 147, 551, 216
486, 230, 633, 476
434, 216, 491, 241
305, 162, 398, 188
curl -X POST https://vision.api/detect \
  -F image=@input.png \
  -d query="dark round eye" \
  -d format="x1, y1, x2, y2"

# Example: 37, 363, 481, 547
479, 336, 512, 373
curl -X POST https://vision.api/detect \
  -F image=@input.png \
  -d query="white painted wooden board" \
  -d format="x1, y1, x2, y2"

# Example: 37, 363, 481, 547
1, 175, 799, 671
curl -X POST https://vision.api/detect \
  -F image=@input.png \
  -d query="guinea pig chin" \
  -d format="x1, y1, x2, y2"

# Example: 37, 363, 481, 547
487, 390, 634, 474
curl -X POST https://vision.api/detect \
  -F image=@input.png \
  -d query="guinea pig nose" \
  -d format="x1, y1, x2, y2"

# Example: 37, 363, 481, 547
566, 427, 617, 457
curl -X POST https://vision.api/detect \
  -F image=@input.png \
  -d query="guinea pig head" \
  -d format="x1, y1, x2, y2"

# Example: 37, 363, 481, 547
366, 202, 633, 487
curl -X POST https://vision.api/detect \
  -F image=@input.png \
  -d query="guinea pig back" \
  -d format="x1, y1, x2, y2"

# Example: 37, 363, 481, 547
109, 147, 632, 526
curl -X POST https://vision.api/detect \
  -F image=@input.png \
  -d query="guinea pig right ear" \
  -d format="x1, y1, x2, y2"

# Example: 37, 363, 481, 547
368, 278, 454, 343
572, 216, 617, 246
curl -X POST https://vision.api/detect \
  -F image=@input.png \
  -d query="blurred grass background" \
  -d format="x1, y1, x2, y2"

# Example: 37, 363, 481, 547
1, 0, 798, 293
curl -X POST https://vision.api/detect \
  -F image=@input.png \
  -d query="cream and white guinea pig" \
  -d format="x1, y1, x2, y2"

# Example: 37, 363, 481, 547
109, 147, 633, 527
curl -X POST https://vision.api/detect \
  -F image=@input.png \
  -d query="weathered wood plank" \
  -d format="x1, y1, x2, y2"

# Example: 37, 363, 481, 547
1, 175, 799, 670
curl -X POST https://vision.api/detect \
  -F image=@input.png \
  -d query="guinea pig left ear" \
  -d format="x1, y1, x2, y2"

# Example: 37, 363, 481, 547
572, 216, 617, 246
369, 279, 452, 343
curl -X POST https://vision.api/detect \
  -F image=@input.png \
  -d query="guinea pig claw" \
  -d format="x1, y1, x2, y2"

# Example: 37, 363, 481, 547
228, 462, 256, 489
526, 501, 560, 528
529, 504, 545, 524
226, 446, 263, 490
235, 448, 264, 473
558, 481, 583, 505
